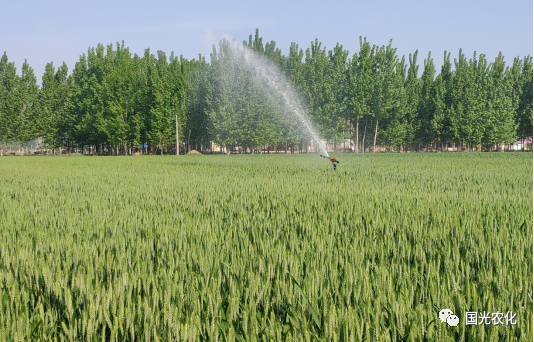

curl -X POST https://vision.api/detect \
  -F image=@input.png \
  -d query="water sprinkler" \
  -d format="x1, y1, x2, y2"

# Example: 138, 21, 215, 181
321, 155, 340, 171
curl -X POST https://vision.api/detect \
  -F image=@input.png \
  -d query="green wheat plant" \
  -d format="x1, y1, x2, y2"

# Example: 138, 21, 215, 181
0, 153, 531, 341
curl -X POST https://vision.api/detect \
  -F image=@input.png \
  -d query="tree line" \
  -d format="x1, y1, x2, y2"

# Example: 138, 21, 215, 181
0, 30, 532, 155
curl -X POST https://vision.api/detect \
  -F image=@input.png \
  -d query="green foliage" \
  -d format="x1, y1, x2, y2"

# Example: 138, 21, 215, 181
369, 40, 405, 152
516, 56, 533, 141
16, 60, 40, 145
0, 52, 19, 146
449, 50, 487, 147
39, 62, 72, 149
482, 53, 518, 148
0, 57, 40, 151
416, 52, 437, 145
207, 36, 298, 152
67, 43, 190, 155
145, 50, 184, 154
347, 37, 376, 152
0, 154, 531, 341
303, 39, 332, 139
183, 55, 210, 149
0, 32, 532, 154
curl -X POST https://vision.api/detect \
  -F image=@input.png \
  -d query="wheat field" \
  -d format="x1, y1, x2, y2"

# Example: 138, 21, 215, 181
0, 153, 531, 341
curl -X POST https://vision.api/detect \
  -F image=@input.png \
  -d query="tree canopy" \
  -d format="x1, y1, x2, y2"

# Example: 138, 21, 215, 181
0, 31, 531, 155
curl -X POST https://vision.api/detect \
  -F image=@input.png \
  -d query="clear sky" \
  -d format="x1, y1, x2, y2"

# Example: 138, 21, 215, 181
1, 0, 532, 83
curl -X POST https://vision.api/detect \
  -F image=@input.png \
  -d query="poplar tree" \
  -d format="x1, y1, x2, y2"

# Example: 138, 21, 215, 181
482, 53, 518, 149
381, 54, 407, 150
347, 37, 376, 153
431, 52, 454, 150
242, 30, 288, 151
145, 50, 178, 155
402, 51, 420, 149
0, 53, 18, 155
96, 42, 141, 154
39, 62, 72, 149
15, 60, 40, 151
283, 42, 306, 151
303, 39, 331, 143
207, 39, 240, 152
183, 55, 210, 151
70, 52, 104, 153
449, 50, 487, 150
370, 40, 403, 152
516, 56, 533, 145
327, 43, 350, 149
416, 52, 436, 148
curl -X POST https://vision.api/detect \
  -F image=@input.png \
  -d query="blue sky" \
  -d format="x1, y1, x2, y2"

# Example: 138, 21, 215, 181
1, 0, 532, 82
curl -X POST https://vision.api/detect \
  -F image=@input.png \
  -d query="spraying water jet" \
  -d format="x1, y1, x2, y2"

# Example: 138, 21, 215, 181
206, 32, 329, 158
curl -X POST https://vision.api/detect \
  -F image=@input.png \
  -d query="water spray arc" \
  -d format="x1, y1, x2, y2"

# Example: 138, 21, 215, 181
210, 34, 330, 158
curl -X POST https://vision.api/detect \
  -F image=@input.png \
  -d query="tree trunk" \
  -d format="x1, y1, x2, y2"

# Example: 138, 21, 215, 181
343, 121, 347, 152
355, 118, 359, 153
362, 120, 367, 154
373, 119, 378, 153
175, 116, 179, 155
